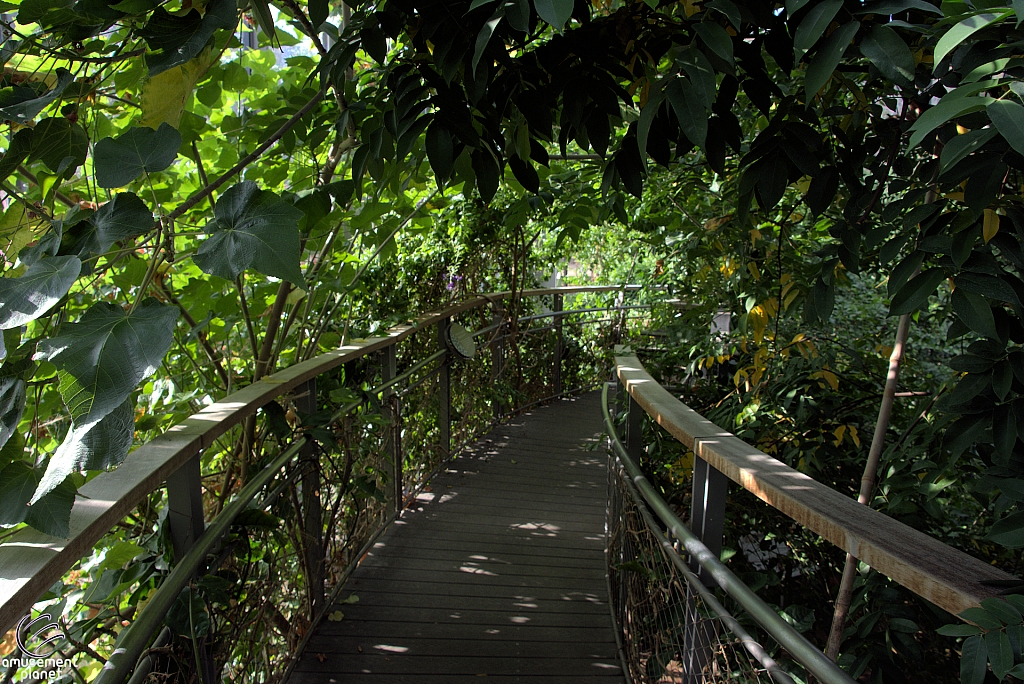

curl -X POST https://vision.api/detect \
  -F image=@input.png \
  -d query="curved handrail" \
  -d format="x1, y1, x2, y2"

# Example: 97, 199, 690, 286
613, 348, 1018, 618
0, 285, 639, 635
602, 384, 853, 684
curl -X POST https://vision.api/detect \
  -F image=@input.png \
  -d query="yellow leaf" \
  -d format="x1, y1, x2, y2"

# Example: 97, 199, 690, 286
983, 209, 1000, 243
327, 610, 344, 622
848, 425, 861, 448
140, 47, 214, 129
822, 370, 839, 391
833, 425, 846, 446
747, 261, 761, 280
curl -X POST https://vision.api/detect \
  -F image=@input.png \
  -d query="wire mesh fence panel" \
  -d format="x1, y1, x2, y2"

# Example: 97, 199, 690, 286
608, 457, 775, 684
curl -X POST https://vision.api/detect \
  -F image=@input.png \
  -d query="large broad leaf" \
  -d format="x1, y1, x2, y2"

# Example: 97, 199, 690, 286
637, 89, 665, 170
805, 21, 860, 99
32, 398, 133, 503
986, 510, 1024, 548
0, 69, 74, 124
139, 0, 237, 76
139, 48, 215, 130
0, 255, 81, 329
193, 181, 306, 286
93, 123, 182, 188
0, 376, 26, 449
24, 475, 76, 538
889, 267, 946, 315
0, 128, 34, 182
472, 15, 502, 73
934, 11, 1012, 71
805, 165, 838, 217
694, 22, 733, 65
34, 298, 178, 429
534, 0, 574, 31
667, 78, 708, 148
308, 0, 328, 31
0, 460, 37, 526
28, 117, 89, 173
793, 0, 843, 61
908, 95, 994, 149
63, 193, 153, 257
961, 635, 989, 684
988, 99, 1024, 157
939, 128, 997, 175
952, 288, 999, 339
985, 630, 1014, 680
676, 48, 716, 111
425, 122, 454, 182
859, 24, 915, 88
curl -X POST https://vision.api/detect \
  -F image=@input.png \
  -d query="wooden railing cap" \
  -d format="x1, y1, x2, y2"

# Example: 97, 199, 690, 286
613, 348, 1018, 617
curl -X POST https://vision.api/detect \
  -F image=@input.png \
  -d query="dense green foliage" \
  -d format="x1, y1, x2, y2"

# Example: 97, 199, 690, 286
3, 0, 1024, 681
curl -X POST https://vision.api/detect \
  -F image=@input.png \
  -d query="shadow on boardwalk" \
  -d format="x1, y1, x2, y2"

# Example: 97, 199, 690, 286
289, 391, 625, 684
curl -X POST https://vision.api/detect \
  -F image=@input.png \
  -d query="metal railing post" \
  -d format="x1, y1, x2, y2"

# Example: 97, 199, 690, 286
613, 289, 625, 345
380, 345, 402, 515
166, 450, 214, 684
553, 293, 563, 395
166, 454, 205, 563
296, 379, 324, 617
491, 302, 505, 419
437, 318, 451, 458
625, 394, 643, 464
690, 455, 728, 582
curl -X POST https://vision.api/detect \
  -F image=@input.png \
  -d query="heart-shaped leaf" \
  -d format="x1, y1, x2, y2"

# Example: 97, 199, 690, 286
33, 398, 134, 503
93, 123, 182, 188
34, 298, 178, 429
29, 117, 89, 173
193, 181, 306, 286
63, 193, 153, 257
0, 255, 82, 329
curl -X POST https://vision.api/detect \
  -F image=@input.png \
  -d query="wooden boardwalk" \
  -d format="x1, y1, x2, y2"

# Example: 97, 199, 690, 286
290, 392, 625, 684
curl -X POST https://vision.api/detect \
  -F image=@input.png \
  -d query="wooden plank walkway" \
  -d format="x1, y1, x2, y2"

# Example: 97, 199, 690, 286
289, 391, 625, 684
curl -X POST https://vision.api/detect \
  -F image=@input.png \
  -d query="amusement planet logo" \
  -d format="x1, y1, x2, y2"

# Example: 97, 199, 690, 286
1, 614, 71, 678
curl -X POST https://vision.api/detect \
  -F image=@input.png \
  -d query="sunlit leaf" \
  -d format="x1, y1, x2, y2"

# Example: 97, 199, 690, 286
193, 181, 306, 286
34, 298, 178, 429
0, 255, 81, 329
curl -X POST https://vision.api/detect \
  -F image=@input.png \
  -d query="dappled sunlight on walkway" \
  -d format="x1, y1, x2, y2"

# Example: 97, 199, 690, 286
289, 392, 624, 684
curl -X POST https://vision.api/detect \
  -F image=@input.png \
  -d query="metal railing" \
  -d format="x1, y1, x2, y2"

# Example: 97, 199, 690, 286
605, 345, 1024, 683
603, 384, 856, 684
0, 286, 646, 684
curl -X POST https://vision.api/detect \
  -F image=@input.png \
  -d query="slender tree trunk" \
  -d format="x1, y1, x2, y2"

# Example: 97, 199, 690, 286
825, 312, 913, 659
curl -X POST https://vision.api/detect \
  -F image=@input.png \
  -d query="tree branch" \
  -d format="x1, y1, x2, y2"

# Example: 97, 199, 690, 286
166, 90, 325, 224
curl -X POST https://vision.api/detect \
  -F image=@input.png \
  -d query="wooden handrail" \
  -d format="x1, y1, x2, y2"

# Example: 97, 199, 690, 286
614, 349, 1017, 617
0, 285, 637, 635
